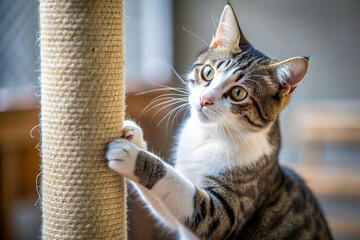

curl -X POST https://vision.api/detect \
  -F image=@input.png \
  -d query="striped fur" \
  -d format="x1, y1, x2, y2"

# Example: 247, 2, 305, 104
107, 5, 332, 240
134, 150, 167, 189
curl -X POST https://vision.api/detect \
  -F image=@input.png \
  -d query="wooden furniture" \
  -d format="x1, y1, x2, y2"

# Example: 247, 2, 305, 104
0, 108, 40, 240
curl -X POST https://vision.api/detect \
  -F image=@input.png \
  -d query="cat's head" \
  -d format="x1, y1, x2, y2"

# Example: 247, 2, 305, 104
186, 5, 308, 132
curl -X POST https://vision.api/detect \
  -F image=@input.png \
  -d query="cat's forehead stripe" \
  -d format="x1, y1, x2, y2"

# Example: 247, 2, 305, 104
224, 59, 232, 69
216, 60, 226, 69
234, 59, 259, 82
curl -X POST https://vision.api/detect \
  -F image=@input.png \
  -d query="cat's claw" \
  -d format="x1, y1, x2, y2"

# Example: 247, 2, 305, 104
124, 130, 134, 141
106, 120, 147, 180
121, 120, 147, 150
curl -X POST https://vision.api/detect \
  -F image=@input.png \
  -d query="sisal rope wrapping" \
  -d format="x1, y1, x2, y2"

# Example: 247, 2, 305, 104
39, 0, 126, 239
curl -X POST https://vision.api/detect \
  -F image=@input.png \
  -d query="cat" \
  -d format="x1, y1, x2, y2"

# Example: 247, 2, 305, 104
106, 5, 333, 240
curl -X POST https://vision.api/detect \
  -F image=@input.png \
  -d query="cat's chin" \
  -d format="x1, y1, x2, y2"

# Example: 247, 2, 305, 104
194, 111, 216, 125
190, 107, 218, 125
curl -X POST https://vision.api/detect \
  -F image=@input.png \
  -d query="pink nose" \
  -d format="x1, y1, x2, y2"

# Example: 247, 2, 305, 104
200, 96, 214, 107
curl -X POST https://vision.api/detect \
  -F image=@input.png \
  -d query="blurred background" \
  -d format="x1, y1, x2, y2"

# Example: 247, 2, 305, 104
1, 0, 359, 239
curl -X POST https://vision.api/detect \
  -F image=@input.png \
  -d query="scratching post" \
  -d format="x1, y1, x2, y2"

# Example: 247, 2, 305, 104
39, 0, 126, 239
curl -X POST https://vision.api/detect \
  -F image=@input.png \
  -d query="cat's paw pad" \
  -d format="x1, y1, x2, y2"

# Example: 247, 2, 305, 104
106, 139, 139, 180
121, 120, 147, 150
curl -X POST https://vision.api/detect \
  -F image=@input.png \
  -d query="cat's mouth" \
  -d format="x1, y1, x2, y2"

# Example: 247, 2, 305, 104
197, 110, 209, 121
194, 107, 214, 123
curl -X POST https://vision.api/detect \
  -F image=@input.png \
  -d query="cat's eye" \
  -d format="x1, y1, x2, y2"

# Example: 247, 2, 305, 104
230, 86, 248, 101
201, 65, 215, 81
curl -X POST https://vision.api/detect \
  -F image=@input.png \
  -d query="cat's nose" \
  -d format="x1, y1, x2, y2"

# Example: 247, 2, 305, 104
200, 96, 214, 107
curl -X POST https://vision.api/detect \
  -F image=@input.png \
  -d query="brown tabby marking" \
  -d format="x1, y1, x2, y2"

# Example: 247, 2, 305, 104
134, 150, 167, 189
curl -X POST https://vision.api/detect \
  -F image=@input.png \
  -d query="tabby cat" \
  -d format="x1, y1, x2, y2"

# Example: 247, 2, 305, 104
106, 5, 332, 240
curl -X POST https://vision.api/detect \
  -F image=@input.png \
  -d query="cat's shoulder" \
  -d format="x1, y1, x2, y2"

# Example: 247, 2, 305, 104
280, 165, 306, 183
279, 164, 319, 201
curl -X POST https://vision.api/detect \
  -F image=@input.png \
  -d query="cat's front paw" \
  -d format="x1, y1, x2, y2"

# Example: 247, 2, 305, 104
122, 120, 147, 150
106, 139, 139, 181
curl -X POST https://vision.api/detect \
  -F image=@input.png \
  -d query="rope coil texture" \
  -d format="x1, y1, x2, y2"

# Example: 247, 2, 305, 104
40, 0, 126, 239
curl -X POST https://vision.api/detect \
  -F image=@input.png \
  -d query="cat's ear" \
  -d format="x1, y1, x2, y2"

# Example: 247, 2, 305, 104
272, 57, 309, 96
210, 5, 245, 49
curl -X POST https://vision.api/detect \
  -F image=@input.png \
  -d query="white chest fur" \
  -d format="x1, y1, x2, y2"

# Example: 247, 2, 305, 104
174, 116, 273, 186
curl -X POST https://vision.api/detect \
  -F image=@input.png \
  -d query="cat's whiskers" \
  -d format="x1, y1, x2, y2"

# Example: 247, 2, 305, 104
214, 119, 230, 166
218, 118, 236, 167
208, 109, 240, 150
218, 114, 237, 150
136, 88, 171, 95
241, 78, 264, 91
137, 79, 189, 95
136, 86, 188, 96
142, 94, 188, 114
244, 73, 274, 82
230, 122, 257, 157
158, 103, 190, 129
210, 116, 239, 189
211, 12, 218, 30
151, 93, 188, 101
166, 103, 190, 129
168, 63, 190, 87
150, 99, 188, 123
182, 26, 209, 48
144, 94, 187, 107
218, 116, 247, 170
239, 66, 274, 90
206, 110, 234, 166
137, 76, 190, 123
142, 97, 188, 116
183, 106, 191, 121
172, 105, 190, 128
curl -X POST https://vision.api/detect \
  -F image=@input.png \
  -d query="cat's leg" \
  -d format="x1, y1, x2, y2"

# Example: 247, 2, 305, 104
131, 183, 179, 230
106, 140, 249, 239
117, 120, 179, 230
107, 142, 195, 230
